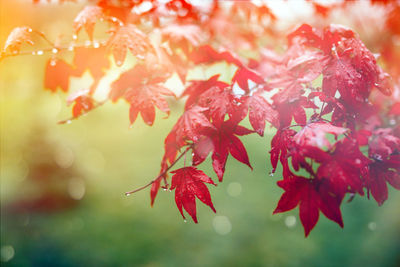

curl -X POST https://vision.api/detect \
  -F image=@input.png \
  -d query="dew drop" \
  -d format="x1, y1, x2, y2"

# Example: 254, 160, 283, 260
52, 48, 58, 54
28, 28, 33, 32
183, 219, 187, 223
84, 40, 91, 47
125, 193, 131, 196
65, 120, 72, 124
163, 188, 167, 191
31, 51, 36, 55
68, 46, 74, 51
116, 60, 123, 66
111, 17, 118, 22
37, 50, 43, 55
50, 60, 56, 66
269, 171, 274, 177
72, 34, 78, 40
389, 119, 396, 125
355, 159, 361, 165
93, 42, 100, 48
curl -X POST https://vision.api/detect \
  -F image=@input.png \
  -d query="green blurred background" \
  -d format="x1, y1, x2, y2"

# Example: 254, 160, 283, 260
1, 1, 400, 267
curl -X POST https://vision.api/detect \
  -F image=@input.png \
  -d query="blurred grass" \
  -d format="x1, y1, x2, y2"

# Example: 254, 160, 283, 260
1, 1, 400, 267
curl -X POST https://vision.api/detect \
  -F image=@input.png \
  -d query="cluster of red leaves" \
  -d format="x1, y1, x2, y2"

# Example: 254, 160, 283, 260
2, 0, 400, 237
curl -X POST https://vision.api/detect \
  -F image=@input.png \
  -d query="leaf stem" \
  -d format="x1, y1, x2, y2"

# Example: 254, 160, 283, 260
125, 145, 192, 196
58, 99, 107, 124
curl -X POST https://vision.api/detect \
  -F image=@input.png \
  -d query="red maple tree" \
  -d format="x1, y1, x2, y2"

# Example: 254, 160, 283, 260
2, 0, 400, 237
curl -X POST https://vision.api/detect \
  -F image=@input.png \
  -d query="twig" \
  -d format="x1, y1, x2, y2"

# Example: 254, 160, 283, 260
58, 99, 107, 124
0, 40, 107, 61
32, 30, 56, 48
125, 146, 192, 196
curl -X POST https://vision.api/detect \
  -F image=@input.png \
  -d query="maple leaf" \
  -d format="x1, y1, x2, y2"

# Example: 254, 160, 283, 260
232, 67, 265, 92
170, 166, 216, 223
190, 45, 244, 67
270, 129, 296, 173
125, 83, 175, 126
148, 41, 189, 83
110, 64, 174, 125
110, 64, 165, 101
316, 139, 370, 196
170, 106, 215, 144
44, 58, 75, 92
230, 1, 276, 23
289, 24, 392, 105
274, 174, 343, 237
182, 75, 228, 109
272, 84, 316, 127
73, 47, 110, 80
67, 89, 95, 118
367, 156, 400, 206
368, 128, 400, 161
107, 24, 152, 66
267, 43, 328, 90
293, 121, 348, 149
161, 24, 205, 54
3, 26, 34, 53
73, 6, 104, 40
162, 106, 215, 166
247, 92, 279, 136
197, 85, 247, 125
208, 120, 253, 181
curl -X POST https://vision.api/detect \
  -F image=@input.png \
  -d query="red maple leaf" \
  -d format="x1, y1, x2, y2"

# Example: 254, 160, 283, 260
270, 129, 296, 173
162, 106, 215, 166
73, 47, 110, 81
209, 121, 253, 181
44, 58, 75, 92
3, 26, 34, 54
369, 128, 400, 160
247, 92, 279, 136
111, 64, 173, 125
197, 85, 247, 125
293, 121, 348, 149
175, 106, 216, 142
125, 83, 175, 126
316, 139, 370, 196
107, 24, 152, 66
274, 172, 343, 237
367, 156, 400, 206
232, 67, 265, 92
190, 45, 244, 67
67, 89, 95, 118
272, 84, 316, 127
170, 166, 216, 223
161, 23, 205, 54
182, 75, 228, 109
73, 6, 104, 40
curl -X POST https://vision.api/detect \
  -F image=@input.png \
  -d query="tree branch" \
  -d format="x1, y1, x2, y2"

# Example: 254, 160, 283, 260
125, 145, 192, 196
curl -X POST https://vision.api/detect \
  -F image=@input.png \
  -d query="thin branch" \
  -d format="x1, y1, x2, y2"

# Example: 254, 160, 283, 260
58, 99, 107, 124
32, 30, 56, 47
125, 146, 192, 196
0, 40, 107, 61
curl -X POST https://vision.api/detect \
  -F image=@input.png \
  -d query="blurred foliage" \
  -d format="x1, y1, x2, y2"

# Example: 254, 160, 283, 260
1, 1, 400, 267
